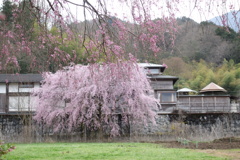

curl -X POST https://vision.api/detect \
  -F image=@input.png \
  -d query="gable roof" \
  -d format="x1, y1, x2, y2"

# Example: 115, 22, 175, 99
200, 82, 227, 93
0, 74, 42, 83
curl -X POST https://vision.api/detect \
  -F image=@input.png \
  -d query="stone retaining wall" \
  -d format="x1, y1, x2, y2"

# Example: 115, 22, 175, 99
132, 113, 240, 141
0, 114, 240, 142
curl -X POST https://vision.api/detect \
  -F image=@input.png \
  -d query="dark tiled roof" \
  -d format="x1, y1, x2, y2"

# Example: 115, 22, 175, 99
0, 74, 43, 83
138, 63, 166, 72
148, 75, 179, 84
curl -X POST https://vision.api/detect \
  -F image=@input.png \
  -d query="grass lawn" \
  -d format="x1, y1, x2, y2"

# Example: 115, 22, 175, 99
3, 143, 229, 160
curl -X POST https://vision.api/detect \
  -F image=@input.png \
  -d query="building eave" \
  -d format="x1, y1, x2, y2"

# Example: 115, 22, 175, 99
0, 74, 43, 83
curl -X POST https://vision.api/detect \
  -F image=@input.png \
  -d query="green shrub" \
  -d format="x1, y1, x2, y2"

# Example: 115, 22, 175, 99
0, 141, 15, 159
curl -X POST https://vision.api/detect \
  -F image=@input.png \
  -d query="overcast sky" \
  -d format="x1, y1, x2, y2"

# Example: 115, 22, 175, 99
0, 0, 239, 23
65, 0, 240, 23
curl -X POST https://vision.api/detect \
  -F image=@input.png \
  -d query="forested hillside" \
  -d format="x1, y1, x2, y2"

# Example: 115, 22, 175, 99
159, 17, 240, 97
163, 58, 240, 97
157, 17, 239, 64
72, 17, 240, 65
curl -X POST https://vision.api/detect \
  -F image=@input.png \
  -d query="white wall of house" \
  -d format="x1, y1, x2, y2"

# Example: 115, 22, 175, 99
34, 83, 40, 88
19, 88, 32, 92
14, 82, 40, 92
0, 83, 6, 93
9, 83, 18, 92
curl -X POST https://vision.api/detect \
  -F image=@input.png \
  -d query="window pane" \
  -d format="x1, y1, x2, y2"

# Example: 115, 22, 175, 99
161, 92, 176, 103
9, 97, 18, 111
149, 69, 159, 74
30, 96, 38, 111
9, 96, 31, 111
19, 88, 33, 92
19, 96, 29, 111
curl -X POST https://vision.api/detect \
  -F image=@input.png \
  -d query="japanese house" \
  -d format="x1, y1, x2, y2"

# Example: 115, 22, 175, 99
0, 74, 42, 114
138, 63, 179, 112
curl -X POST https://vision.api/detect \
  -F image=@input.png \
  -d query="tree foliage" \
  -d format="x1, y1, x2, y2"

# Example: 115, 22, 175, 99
215, 27, 240, 63
172, 58, 240, 97
215, 26, 237, 41
1, 0, 15, 22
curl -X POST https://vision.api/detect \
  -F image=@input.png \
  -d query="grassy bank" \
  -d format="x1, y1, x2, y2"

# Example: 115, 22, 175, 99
4, 143, 228, 160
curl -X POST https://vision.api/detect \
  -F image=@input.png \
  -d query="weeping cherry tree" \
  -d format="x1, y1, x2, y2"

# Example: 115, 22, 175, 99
33, 62, 159, 136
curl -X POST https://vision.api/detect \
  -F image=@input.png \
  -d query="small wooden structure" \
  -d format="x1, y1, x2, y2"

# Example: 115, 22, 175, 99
177, 95, 231, 113
200, 82, 227, 93
177, 88, 197, 95
176, 83, 232, 113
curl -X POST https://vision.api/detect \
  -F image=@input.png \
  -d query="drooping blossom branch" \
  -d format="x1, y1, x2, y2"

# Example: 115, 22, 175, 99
0, 0, 181, 73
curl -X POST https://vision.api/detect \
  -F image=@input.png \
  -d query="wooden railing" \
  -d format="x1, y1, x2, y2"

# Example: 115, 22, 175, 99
176, 95, 232, 113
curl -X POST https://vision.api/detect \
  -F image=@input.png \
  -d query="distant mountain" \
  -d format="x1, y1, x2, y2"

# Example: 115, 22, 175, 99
172, 18, 233, 64
70, 16, 238, 64
209, 11, 240, 32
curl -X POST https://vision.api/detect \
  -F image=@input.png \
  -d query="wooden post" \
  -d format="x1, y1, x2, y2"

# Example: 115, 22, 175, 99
84, 125, 87, 142
189, 97, 191, 112
5, 83, 9, 113
201, 97, 203, 113
214, 97, 216, 111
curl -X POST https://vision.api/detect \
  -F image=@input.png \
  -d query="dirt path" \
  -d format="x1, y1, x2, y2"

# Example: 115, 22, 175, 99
158, 137, 240, 160
159, 137, 240, 149
197, 149, 240, 160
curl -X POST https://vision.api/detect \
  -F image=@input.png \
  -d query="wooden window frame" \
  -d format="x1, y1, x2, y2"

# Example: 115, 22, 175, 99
157, 91, 177, 103
19, 82, 34, 88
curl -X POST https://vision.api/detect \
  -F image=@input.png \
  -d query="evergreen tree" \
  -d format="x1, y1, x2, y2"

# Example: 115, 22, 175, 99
1, 0, 15, 23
